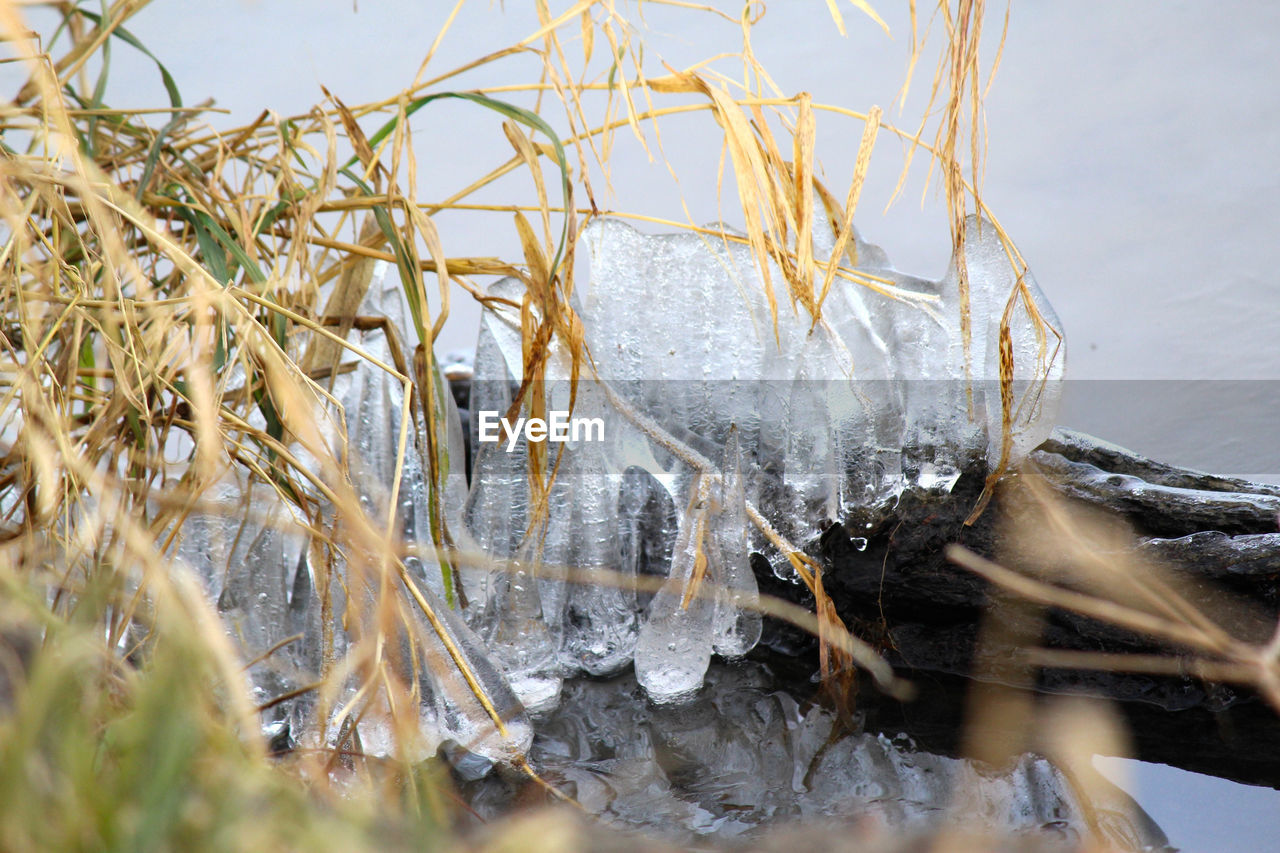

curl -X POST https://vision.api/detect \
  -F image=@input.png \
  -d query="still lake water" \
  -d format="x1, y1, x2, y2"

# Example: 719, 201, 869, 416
6, 2, 1280, 849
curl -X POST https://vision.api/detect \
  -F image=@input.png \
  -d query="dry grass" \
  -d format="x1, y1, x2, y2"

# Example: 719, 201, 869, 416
949, 469, 1280, 714
0, 1, 1108, 848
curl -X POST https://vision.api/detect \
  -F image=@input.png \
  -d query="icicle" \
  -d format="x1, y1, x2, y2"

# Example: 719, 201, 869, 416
617, 463, 679, 615
537, 454, 574, 668
176, 469, 307, 730
484, 544, 563, 712
781, 332, 844, 544
960, 215, 1066, 463
463, 383, 562, 708
712, 431, 761, 657
461, 317, 526, 628
461, 281, 565, 711
449, 210, 1068, 705
412, 577, 533, 774
559, 383, 637, 676
633, 474, 716, 704
328, 259, 463, 601
174, 470, 246, 599
215, 480, 291, 712
822, 232, 908, 515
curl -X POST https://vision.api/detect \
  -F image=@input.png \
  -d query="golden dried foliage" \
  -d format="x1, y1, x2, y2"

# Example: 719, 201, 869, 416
0, 0, 1036, 803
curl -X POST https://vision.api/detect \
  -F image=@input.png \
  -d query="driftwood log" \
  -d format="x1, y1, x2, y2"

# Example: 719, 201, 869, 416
755, 427, 1280, 788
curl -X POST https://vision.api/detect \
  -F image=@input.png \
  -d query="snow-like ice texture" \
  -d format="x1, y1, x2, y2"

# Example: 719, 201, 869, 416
464, 212, 1064, 704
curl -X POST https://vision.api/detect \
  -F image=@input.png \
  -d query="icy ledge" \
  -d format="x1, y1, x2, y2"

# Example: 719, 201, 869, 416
175, 212, 1064, 774
463, 213, 1065, 709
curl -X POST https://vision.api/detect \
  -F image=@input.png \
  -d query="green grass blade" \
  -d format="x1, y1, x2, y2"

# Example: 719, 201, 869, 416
73, 9, 183, 109
342, 91, 573, 278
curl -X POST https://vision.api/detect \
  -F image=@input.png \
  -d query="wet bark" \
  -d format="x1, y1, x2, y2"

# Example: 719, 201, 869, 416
755, 427, 1280, 788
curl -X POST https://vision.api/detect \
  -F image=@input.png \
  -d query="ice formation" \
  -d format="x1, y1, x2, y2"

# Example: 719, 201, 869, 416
176, 261, 532, 770
461, 212, 1064, 710
177, 211, 1063, 772
466, 662, 1167, 848
321, 262, 532, 767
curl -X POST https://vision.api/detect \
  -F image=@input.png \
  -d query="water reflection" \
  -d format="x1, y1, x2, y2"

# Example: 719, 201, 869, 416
466, 661, 1169, 849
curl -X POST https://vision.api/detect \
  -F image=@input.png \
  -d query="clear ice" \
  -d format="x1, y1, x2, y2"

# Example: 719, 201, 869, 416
177, 260, 532, 766
467, 661, 1167, 848
179, 209, 1064, 776
459, 210, 1064, 706
326, 261, 532, 760
175, 468, 309, 728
